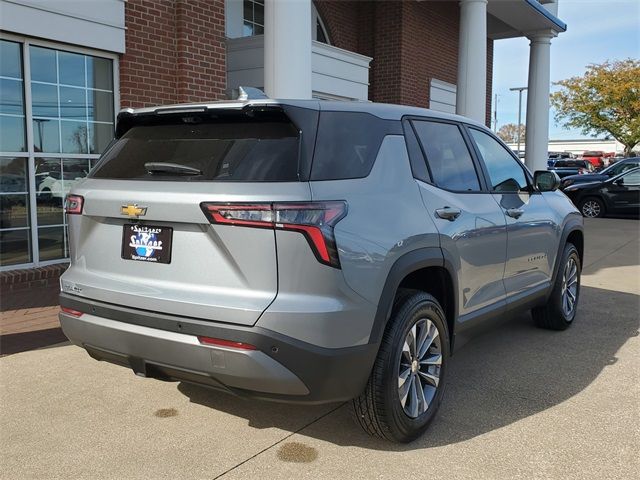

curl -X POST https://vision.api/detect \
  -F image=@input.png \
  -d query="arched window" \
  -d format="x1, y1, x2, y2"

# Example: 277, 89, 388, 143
239, 1, 331, 45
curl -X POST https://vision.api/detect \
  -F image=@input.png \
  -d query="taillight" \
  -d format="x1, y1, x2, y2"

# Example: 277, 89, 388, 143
200, 201, 347, 268
197, 336, 257, 350
61, 307, 83, 317
65, 194, 84, 215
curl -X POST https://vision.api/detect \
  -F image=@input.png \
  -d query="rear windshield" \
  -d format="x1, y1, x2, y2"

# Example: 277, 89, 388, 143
90, 120, 300, 182
554, 160, 586, 168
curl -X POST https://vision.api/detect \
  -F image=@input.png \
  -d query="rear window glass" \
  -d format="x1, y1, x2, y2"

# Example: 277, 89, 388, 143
311, 112, 390, 180
90, 120, 300, 182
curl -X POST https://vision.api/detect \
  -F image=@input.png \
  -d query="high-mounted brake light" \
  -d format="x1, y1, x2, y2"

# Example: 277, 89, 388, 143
200, 201, 347, 268
197, 336, 257, 350
65, 195, 84, 215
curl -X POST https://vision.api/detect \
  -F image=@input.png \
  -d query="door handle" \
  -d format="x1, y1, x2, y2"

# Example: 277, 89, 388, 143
505, 208, 524, 219
435, 207, 461, 221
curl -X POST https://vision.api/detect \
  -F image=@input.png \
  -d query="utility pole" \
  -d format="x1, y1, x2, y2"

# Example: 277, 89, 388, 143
509, 87, 527, 156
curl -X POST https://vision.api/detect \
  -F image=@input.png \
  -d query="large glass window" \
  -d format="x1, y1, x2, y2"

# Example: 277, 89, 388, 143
0, 40, 29, 267
29, 46, 114, 155
0, 39, 115, 268
412, 121, 481, 192
0, 40, 26, 153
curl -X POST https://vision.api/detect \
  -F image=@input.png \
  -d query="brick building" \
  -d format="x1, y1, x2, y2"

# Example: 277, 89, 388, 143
0, 0, 565, 271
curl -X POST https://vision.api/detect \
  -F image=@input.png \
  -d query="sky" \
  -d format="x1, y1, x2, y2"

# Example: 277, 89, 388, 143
492, 0, 640, 140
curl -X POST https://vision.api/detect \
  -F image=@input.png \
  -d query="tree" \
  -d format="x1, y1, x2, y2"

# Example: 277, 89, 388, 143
551, 59, 640, 155
497, 123, 526, 144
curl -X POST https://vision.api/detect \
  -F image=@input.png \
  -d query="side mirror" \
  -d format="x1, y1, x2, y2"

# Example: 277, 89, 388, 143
614, 177, 624, 186
534, 170, 560, 192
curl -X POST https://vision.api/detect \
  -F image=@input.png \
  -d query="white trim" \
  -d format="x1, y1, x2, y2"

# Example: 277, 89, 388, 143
31, 80, 113, 94
32, 153, 102, 159
2, 0, 126, 30
0, 257, 68, 272
0, 0, 126, 53
0, 31, 120, 61
312, 41, 372, 68
22, 39, 39, 265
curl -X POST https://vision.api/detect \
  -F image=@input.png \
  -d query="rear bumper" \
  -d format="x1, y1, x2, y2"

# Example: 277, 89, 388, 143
59, 293, 378, 404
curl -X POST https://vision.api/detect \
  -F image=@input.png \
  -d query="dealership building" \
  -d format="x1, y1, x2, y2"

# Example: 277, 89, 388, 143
0, 0, 565, 272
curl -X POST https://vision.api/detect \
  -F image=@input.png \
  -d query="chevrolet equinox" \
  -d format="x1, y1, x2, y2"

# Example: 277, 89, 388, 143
60, 96, 583, 443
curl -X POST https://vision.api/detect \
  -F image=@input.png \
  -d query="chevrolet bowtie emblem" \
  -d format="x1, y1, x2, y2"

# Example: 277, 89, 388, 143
121, 204, 147, 217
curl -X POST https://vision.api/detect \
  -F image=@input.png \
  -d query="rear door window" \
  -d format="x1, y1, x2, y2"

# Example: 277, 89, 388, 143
90, 119, 300, 182
412, 120, 481, 192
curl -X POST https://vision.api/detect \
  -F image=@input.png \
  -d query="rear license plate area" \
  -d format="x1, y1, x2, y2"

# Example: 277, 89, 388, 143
122, 224, 173, 264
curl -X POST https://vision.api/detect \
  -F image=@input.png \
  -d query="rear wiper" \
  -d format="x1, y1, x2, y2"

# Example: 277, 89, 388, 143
144, 162, 202, 176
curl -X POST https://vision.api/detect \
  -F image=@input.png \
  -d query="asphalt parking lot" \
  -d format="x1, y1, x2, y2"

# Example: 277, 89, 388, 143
1, 218, 638, 480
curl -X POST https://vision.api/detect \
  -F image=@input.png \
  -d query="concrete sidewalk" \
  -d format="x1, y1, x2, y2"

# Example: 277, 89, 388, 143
1, 218, 638, 479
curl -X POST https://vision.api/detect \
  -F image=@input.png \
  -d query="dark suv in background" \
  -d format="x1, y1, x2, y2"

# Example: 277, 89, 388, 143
60, 97, 583, 442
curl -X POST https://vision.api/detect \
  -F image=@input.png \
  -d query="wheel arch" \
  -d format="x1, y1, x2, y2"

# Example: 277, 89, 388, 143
550, 218, 584, 290
369, 248, 458, 350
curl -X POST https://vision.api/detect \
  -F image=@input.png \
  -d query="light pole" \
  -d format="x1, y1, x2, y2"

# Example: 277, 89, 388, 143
509, 87, 527, 157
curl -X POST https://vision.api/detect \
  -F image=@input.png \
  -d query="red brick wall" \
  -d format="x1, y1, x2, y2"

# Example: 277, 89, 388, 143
175, 0, 226, 103
120, 0, 226, 109
317, 0, 493, 125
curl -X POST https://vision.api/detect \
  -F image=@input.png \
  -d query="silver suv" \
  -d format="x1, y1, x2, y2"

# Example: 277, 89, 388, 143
60, 98, 583, 443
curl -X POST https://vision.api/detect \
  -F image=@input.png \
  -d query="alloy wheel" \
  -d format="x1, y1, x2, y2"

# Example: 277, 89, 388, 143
398, 318, 442, 418
561, 257, 579, 317
581, 200, 601, 218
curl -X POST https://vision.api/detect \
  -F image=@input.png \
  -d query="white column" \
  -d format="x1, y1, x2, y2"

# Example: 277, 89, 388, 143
456, 0, 487, 123
524, 30, 556, 172
264, 0, 312, 99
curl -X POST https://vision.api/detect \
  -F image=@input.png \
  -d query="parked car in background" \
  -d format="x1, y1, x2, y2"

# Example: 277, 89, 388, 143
58, 97, 584, 443
560, 157, 640, 190
549, 159, 595, 178
581, 151, 605, 169
563, 167, 640, 218
547, 151, 574, 168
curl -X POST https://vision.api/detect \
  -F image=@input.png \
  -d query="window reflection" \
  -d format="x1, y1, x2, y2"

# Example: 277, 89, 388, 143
0, 40, 114, 266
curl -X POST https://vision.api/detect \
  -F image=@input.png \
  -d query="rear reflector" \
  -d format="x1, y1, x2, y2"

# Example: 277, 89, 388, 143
61, 307, 83, 317
65, 194, 84, 215
200, 201, 347, 268
197, 336, 257, 350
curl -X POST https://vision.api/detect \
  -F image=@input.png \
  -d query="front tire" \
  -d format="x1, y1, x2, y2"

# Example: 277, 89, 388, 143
532, 243, 581, 330
579, 197, 605, 218
352, 290, 449, 443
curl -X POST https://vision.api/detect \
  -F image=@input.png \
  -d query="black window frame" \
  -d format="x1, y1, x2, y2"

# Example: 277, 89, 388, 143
464, 125, 537, 195
404, 116, 490, 193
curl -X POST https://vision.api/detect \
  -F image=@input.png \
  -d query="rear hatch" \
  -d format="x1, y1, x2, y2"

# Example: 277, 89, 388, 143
62, 103, 318, 326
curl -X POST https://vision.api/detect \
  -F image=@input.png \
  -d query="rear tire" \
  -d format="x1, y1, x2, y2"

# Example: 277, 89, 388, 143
579, 197, 605, 218
532, 243, 581, 330
352, 290, 449, 443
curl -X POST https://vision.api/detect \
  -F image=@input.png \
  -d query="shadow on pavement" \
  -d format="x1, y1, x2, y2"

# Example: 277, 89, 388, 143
0, 328, 69, 356
178, 285, 639, 450
1, 285, 60, 312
